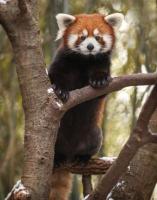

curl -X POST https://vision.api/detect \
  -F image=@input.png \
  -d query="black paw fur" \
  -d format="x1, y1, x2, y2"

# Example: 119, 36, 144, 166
89, 75, 110, 89
52, 84, 69, 102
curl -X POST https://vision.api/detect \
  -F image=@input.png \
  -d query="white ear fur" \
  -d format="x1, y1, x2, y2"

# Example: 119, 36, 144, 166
55, 13, 76, 40
105, 13, 124, 29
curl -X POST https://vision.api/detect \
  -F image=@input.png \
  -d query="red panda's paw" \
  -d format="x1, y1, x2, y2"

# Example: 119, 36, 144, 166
52, 84, 69, 102
89, 74, 110, 89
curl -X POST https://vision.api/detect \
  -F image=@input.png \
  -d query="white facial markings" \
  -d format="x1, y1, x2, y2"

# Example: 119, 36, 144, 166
79, 37, 101, 55
67, 29, 113, 55
93, 28, 99, 36
94, 29, 113, 53
93, 29, 113, 52
102, 34, 113, 52
82, 29, 88, 37
67, 34, 78, 49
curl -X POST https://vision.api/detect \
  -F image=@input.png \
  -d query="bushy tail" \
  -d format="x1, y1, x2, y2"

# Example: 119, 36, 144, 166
49, 169, 72, 200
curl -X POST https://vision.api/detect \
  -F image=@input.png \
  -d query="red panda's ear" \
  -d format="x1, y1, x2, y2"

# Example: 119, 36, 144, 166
55, 13, 76, 41
105, 13, 124, 29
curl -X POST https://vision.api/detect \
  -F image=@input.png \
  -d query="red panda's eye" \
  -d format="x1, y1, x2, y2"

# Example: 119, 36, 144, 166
95, 35, 101, 41
80, 36, 86, 41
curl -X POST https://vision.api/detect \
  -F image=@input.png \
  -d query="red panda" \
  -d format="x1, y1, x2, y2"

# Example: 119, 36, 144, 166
48, 13, 124, 200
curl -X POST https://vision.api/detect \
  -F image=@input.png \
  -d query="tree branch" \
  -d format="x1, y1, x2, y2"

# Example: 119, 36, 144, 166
82, 175, 93, 197
87, 85, 157, 200
63, 72, 157, 111
57, 157, 116, 175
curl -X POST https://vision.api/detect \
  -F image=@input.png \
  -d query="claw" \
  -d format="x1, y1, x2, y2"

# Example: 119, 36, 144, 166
97, 81, 101, 87
93, 80, 96, 87
52, 84, 57, 90
58, 89, 62, 95
51, 84, 69, 102
61, 91, 69, 102
89, 76, 110, 89
102, 79, 106, 85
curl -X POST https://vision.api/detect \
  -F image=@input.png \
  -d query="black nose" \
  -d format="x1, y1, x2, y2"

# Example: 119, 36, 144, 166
87, 43, 94, 51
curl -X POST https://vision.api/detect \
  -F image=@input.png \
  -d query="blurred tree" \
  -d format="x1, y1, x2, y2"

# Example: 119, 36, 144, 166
43, 0, 69, 64
85, 0, 98, 12
0, 53, 23, 198
70, 175, 80, 200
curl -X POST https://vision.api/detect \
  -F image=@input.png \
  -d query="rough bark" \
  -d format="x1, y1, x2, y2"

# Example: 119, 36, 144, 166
0, 1, 61, 199
109, 145, 157, 200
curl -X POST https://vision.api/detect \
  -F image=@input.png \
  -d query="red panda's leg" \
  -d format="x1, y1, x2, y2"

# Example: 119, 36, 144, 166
72, 126, 102, 165
49, 66, 69, 102
49, 170, 72, 200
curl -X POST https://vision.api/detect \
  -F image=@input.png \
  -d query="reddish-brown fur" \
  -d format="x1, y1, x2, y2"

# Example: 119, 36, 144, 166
63, 14, 115, 48
49, 170, 72, 200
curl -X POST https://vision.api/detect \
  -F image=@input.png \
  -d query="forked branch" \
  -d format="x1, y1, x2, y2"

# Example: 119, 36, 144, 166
86, 85, 157, 200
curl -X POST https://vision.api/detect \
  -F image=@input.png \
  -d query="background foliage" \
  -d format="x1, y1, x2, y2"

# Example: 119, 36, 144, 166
0, 0, 157, 199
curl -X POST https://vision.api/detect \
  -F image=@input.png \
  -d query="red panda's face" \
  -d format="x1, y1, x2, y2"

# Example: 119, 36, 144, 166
66, 26, 113, 55
56, 13, 124, 55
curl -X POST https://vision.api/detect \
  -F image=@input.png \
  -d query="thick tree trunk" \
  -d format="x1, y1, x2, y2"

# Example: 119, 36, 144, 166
109, 145, 157, 200
108, 110, 157, 200
0, 1, 62, 199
